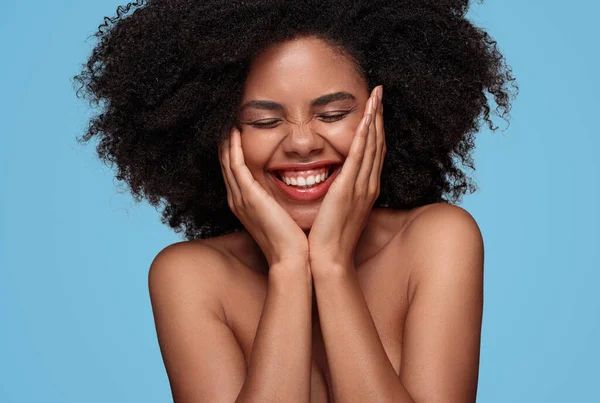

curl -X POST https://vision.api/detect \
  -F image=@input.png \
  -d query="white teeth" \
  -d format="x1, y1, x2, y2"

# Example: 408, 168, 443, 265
278, 166, 335, 188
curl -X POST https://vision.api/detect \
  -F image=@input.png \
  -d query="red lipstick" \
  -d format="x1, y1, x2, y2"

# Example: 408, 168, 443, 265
269, 164, 342, 202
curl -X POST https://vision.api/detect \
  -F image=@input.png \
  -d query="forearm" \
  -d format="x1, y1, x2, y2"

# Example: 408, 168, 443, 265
236, 262, 313, 403
312, 264, 415, 403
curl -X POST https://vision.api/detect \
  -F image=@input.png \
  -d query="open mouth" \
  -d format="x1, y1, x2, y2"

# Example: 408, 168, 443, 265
274, 164, 340, 186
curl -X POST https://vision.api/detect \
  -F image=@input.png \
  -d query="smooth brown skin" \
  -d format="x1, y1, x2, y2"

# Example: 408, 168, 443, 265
149, 36, 484, 402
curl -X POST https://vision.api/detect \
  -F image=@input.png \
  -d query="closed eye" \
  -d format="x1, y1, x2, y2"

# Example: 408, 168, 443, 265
318, 112, 350, 122
250, 120, 281, 128
250, 112, 350, 129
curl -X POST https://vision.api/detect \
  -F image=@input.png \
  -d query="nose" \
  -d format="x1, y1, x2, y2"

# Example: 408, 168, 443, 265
280, 122, 324, 158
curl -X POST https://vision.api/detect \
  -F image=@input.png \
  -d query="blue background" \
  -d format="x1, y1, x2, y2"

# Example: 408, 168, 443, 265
1, 1, 598, 402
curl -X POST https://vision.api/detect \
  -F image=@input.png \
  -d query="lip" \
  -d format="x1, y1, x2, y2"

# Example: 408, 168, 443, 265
268, 160, 342, 172
269, 164, 342, 202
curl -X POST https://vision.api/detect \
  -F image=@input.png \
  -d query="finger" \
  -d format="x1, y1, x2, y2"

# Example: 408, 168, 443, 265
370, 86, 385, 192
218, 138, 233, 199
228, 126, 257, 195
338, 88, 378, 184
357, 87, 380, 188
339, 113, 371, 188
221, 128, 243, 206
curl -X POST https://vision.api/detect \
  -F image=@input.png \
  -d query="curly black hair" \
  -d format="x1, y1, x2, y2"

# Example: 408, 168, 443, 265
74, 0, 517, 240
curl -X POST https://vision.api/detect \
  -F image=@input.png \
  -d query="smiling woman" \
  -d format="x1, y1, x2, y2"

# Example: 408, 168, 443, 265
75, 0, 516, 402
235, 38, 368, 218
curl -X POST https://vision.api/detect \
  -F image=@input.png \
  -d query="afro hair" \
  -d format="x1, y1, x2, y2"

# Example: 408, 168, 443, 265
74, 0, 517, 239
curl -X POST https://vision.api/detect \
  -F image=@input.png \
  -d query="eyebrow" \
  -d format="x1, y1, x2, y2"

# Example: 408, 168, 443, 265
238, 91, 356, 113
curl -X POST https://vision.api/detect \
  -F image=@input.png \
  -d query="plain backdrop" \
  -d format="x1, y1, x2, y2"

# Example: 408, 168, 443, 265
1, 1, 598, 402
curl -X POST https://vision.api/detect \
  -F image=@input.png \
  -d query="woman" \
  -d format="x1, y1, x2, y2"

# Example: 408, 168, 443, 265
75, 0, 516, 401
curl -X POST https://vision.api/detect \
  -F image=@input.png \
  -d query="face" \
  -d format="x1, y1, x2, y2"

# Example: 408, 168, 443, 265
236, 36, 370, 230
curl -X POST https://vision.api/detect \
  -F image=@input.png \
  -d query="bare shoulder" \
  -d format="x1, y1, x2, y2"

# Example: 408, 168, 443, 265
401, 202, 483, 240
148, 238, 235, 323
393, 203, 485, 303
392, 203, 485, 402
148, 236, 250, 401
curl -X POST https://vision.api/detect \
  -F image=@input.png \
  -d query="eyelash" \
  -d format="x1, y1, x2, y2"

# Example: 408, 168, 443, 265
250, 112, 349, 128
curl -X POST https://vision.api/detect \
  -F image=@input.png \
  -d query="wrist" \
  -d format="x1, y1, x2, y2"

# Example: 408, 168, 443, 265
269, 259, 312, 282
309, 259, 353, 280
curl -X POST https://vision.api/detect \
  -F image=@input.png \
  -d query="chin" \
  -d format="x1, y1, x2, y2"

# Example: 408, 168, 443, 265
280, 202, 316, 228
297, 219, 314, 233
289, 209, 318, 232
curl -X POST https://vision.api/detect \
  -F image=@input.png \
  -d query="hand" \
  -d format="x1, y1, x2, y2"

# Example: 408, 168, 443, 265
308, 85, 386, 271
219, 126, 309, 268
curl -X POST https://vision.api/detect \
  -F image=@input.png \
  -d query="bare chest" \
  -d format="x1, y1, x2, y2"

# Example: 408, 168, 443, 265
220, 243, 411, 403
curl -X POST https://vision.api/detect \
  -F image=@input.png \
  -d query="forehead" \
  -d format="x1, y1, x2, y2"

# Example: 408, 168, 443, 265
243, 36, 367, 99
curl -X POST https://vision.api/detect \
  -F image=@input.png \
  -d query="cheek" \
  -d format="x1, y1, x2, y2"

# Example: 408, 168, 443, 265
240, 132, 273, 168
324, 117, 361, 156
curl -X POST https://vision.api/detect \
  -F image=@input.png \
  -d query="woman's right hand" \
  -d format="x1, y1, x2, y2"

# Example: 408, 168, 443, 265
219, 126, 309, 268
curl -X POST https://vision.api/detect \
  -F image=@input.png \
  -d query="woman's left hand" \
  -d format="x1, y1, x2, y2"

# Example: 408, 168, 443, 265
308, 85, 385, 272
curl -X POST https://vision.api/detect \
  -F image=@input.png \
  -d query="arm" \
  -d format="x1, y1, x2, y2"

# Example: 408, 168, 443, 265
148, 242, 313, 403
238, 262, 313, 403
310, 204, 484, 402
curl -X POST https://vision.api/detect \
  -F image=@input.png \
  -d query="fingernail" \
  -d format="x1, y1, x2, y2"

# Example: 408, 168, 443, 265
377, 86, 383, 100
365, 113, 373, 126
